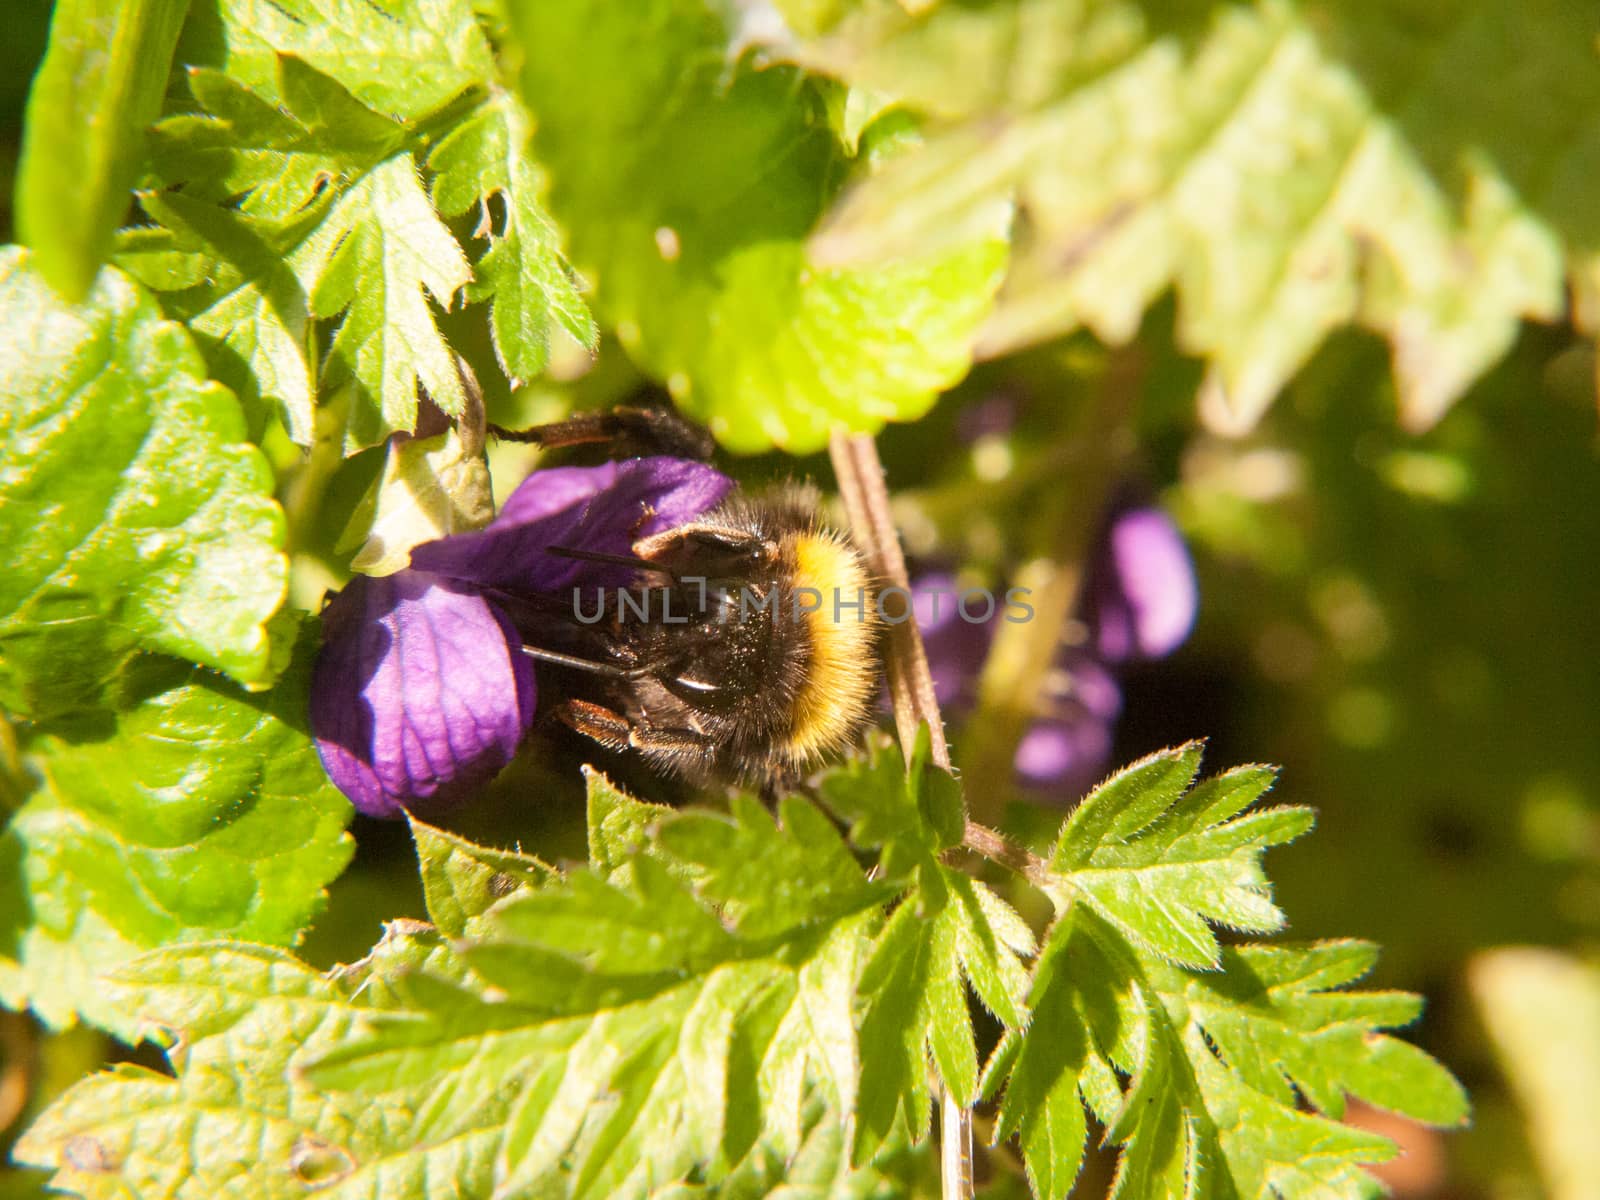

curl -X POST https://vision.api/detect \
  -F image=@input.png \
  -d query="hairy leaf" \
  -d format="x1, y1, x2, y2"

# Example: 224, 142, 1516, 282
0, 248, 286, 720
123, 192, 320, 443
410, 815, 552, 938
816, 725, 965, 882
128, 45, 596, 448
294, 152, 473, 449
1047, 745, 1310, 968
853, 868, 1032, 1161
309, 790, 887, 1197
987, 908, 1457, 1200
429, 90, 597, 384
177, 0, 493, 123
12, 934, 500, 1199
984, 745, 1465, 1198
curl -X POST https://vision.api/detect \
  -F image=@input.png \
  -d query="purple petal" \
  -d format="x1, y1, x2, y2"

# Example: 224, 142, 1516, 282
1084, 506, 1198, 662
1042, 652, 1123, 722
312, 571, 537, 818
1013, 717, 1113, 800
409, 457, 733, 595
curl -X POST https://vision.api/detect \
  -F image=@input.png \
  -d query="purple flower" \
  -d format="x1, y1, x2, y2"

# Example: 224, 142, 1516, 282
313, 457, 733, 818
1082, 504, 1198, 662
1013, 718, 1114, 797
911, 494, 1197, 803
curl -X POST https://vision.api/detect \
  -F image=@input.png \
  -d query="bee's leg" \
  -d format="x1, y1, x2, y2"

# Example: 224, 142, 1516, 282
552, 699, 635, 752
488, 404, 715, 461
553, 700, 718, 777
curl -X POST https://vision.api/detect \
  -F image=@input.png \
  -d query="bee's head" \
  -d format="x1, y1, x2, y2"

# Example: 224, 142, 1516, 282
631, 523, 779, 581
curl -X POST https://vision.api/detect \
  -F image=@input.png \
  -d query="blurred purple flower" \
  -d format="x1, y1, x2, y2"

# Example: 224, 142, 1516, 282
913, 495, 1197, 803
1013, 718, 1114, 797
313, 457, 733, 818
1082, 505, 1198, 662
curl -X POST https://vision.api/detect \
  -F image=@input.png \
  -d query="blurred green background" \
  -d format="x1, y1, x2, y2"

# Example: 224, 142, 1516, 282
2, 2, 1597, 1197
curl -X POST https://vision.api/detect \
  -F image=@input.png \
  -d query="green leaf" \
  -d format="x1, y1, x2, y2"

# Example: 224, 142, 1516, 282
295, 153, 474, 450
15, 0, 189, 300
145, 64, 389, 223
428, 89, 597, 384
12, 935, 507, 1200
774, 0, 1600, 432
177, 0, 493, 123
654, 793, 889, 937
126, 192, 320, 443
129, 57, 463, 448
854, 868, 1032, 1161
0, 248, 287, 720
1152, 941, 1468, 1128
585, 766, 676, 884
982, 750, 1467, 1199
0, 643, 353, 1038
986, 913, 1103, 1200
307, 791, 884, 1196
410, 816, 553, 938
1046, 745, 1310, 968
816, 725, 966, 881
989, 909, 1429, 1200
507, 0, 1008, 454
130, 32, 597, 449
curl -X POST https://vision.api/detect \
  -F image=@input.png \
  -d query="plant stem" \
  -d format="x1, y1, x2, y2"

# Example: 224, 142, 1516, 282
828, 431, 972, 1200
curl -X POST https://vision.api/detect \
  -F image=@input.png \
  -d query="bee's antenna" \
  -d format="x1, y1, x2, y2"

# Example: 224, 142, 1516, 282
519, 645, 659, 680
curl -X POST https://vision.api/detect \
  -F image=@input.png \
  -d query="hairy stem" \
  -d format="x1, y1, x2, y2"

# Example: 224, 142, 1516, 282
828, 431, 971, 1200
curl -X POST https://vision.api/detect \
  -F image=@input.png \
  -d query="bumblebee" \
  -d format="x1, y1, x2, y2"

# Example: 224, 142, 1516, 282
496, 407, 882, 788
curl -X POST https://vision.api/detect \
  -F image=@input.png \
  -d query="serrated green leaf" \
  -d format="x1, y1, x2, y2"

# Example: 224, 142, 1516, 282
307, 795, 883, 1197
988, 914, 1098, 1200
148, 56, 407, 223
429, 90, 597, 384
294, 153, 473, 450
0, 641, 353, 1038
0, 248, 287, 719
1051, 744, 1205, 869
586, 766, 676, 883
130, 191, 318, 442
1151, 941, 1468, 1127
130, 56, 468, 448
15, 0, 189, 300
656, 794, 885, 938
12, 935, 506, 1200
986, 897, 1460, 1200
853, 868, 1030, 1162
145, 66, 351, 221
1046, 747, 1310, 968
773, 0, 1600, 431
177, 0, 493, 123
816, 726, 965, 881
410, 816, 552, 938
507, 0, 1008, 454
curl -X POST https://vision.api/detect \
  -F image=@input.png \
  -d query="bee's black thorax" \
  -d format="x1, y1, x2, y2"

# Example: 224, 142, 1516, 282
529, 484, 880, 789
